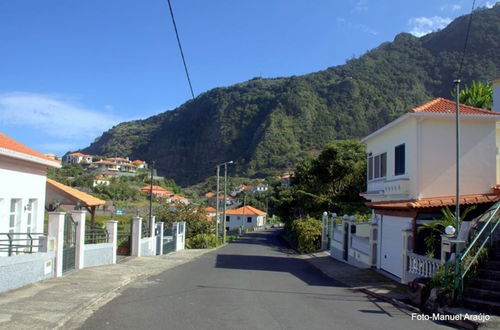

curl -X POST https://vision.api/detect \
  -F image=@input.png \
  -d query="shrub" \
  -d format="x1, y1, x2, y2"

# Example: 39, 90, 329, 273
291, 217, 322, 254
186, 234, 218, 249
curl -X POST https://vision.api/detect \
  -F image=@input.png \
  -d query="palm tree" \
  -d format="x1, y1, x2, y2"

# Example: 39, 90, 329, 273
456, 81, 493, 110
418, 206, 475, 257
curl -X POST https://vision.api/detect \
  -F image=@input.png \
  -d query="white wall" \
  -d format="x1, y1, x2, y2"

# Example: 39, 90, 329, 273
0, 156, 48, 234
419, 118, 496, 197
226, 214, 264, 229
365, 117, 417, 201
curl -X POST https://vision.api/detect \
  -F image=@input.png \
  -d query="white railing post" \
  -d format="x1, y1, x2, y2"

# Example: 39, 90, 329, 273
107, 220, 118, 264
330, 213, 337, 251
48, 212, 65, 277
369, 214, 379, 267
131, 216, 142, 257
71, 210, 86, 270
149, 216, 156, 256
156, 222, 164, 255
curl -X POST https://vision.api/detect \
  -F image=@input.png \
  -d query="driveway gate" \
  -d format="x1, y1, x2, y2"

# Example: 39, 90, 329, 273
163, 226, 175, 254
117, 221, 133, 256
62, 214, 77, 273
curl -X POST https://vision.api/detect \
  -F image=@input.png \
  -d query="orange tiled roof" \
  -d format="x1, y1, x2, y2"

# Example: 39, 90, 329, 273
170, 195, 187, 200
205, 206, 216, 212
68, 152, 92, 157
226, 205, 266, 216
0, 132, 59, 166
205, 192, 215, 198
46, 178, 106, 207
366, 194, 500, 210
141, 185, 173, 194
409, 98, 500, 116
132, 160, 146, 164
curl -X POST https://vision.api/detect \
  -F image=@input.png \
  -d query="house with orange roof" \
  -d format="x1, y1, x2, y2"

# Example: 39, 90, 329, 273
131, 160, 147, 169
141, 185, 173, 198
357, 92, 500, 282
169, 194, 189, 205
225, 205, 266, 230
65, 152, 93, 164
0, 132, 60, 236
93, 175, 110, 187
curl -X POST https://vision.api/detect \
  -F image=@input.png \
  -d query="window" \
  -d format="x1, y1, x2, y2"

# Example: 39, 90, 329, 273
247, 217, 252, 223
367, 152, 387, 181
9, 199, 21, 234
26, 199, 37, 233
395, 144, 405, 176
226, 216, 230, 222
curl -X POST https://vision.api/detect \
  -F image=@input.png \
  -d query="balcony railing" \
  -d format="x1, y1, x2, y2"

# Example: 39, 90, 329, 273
384, 178, 410, 195
407, 252, 440, 278
0, 233, 45, 256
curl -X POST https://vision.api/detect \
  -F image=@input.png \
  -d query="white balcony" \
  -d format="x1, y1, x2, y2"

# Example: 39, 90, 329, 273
383, 178, 410, 196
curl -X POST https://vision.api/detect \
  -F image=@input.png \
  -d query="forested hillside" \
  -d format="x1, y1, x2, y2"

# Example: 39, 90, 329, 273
81, 5, 500, 186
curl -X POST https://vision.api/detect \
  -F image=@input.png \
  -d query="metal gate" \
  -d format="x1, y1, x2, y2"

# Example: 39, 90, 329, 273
163, 226, 175, 254
62, 214, 77, 273
117, 220, 133, 256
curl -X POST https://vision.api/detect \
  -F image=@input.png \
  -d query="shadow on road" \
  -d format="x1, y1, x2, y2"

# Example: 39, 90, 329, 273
215, 254, 347, 287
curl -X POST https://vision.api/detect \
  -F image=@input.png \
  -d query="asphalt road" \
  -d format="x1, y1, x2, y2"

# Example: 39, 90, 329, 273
81, 230, 450, 330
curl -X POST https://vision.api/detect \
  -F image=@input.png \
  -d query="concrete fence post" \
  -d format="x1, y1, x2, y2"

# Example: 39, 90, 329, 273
330, 213, 337, 251
321, 212, 328, 250
369, 214, 379, 267
48, 212, 65, 277
401, 228, 413, 284
71, 210, 87, 270
156, 222, 164, 255
149, 216, 156, 255
131, 217, 142, 257
107, 220, 118, 264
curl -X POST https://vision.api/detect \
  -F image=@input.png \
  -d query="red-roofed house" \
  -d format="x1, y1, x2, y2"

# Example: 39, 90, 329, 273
141, 185, 173, 198
225, 205, 266, 230
357, 95, 500, 281
0, 132, 60, 236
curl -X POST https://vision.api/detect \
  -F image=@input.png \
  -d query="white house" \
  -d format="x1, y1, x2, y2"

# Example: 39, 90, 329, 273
360, 95, 500, 280
225, 205, 266, 230
0, 133, 61, 235
65, 152, 93, 164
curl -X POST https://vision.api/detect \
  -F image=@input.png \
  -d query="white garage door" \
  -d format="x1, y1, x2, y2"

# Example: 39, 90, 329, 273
380, 216, 410, 278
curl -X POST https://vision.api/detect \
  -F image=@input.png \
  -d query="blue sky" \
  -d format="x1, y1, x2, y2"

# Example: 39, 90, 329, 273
0, 0, 496, 155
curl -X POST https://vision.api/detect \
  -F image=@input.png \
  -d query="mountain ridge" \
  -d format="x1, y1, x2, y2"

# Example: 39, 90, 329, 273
81, 5, 500, 186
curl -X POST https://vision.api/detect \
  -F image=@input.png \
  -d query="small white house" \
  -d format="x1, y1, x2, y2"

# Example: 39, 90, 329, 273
360, 96, 500, 280
225, 206, 266, 230
0, 133, 61, 235
65, 152, 93, 164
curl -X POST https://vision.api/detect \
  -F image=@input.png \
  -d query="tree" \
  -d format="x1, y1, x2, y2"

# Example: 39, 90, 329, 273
458, 81, 493, 109
156, 203, 213, 239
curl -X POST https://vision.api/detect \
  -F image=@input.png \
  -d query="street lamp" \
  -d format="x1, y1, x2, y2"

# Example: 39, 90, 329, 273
454, 79, 461, 230
215, 160, 233, 243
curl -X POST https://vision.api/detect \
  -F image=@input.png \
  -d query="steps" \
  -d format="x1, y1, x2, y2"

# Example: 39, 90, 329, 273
462, 242, 500, 315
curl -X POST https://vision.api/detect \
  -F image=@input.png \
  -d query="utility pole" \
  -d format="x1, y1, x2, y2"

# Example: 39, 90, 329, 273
454, 80, 461, 230
221, 160, 233, 243
223, 163, 228, 243
149, 161, 155, 230
215, 165, 220, 243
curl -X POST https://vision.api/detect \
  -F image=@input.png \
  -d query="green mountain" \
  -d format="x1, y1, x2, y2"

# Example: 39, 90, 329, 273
81, 5, 500, 186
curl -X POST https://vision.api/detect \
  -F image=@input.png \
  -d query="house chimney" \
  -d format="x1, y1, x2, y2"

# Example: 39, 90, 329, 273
493, 78, 500, 112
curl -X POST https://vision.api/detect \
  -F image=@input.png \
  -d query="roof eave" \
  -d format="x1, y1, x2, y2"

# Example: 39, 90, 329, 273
0, 148, 61, 168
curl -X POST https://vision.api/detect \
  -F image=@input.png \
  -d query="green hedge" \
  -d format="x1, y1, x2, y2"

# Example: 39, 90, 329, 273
290, 217, 322, 254
186, 234, 218, 249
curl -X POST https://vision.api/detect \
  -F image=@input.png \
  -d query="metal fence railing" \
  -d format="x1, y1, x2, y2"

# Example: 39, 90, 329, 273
142, 221, 151, 238
85, 226, 109, 244
0, 233, 45, 256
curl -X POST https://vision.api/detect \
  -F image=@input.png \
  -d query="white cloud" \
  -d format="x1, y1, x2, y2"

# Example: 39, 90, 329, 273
440, 4, 462, 11
408, 16, 452, 37
336, 17, 378, 36
484, 1, 496, 8
0, 92, 122, 139
353, 0, 369, 12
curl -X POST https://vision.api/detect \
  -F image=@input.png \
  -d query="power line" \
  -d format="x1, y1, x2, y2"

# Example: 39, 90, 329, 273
457, 0, 477, 78
166, 0, 195, 100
